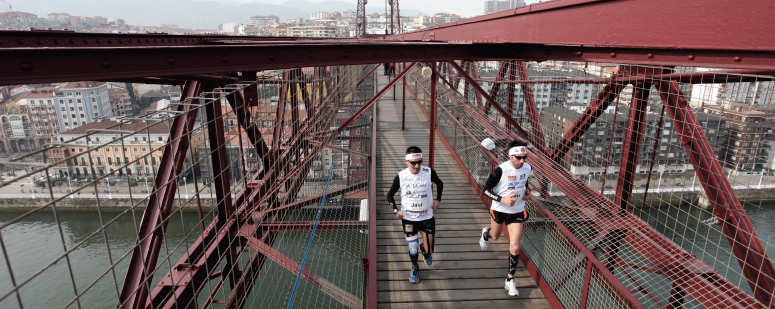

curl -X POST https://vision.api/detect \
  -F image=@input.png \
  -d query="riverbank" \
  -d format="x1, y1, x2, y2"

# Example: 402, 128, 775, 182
0, 196, 218, 212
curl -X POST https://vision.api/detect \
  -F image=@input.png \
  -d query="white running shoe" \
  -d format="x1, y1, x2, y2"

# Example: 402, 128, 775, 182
479, 227, 490, 250
505, 279, 519, 296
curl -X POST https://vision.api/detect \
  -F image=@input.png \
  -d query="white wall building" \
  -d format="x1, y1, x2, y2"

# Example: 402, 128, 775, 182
53, 82, 112, 131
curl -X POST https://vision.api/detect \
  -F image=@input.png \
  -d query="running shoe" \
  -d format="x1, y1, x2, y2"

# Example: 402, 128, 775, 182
505, 279, 519, 296
409, 266, 420, 284
479, 227, 490, 250
421, 247, 433, 265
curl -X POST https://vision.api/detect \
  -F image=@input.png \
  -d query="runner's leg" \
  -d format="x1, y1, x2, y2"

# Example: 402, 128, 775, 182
506, 222, 525, 278
489, 217, 503, 241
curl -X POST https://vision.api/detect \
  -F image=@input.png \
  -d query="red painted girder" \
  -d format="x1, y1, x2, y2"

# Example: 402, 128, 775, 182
614, 81, 649, 211
550, 81, 625, 163
447, 61, 549, 154
415, 67, 763, 308
149, 70, 349, 308
0, 43, 465, 86
244, 237, 362, 308
515, 61, 545, 148
505, 61, 517, 130
358, 64, 380, 86
118, 80, 203, 309
655, 80, 775, 307
250, 221, 368, 232
483, 61, 510, 113
468, 61, 483, 109
388, 0, 775, 54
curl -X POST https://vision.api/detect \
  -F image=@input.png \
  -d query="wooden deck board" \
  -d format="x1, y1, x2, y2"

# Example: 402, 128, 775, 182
374, 75, 548, 308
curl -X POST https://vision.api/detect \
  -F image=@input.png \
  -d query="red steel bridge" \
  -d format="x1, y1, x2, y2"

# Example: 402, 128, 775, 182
0, 0, 774, 308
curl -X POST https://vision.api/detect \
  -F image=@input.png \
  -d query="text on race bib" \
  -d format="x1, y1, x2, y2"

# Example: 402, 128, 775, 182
405, 197, 430, 211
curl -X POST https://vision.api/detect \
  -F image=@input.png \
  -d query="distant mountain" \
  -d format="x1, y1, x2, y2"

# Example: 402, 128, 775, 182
14, 0, 426, 30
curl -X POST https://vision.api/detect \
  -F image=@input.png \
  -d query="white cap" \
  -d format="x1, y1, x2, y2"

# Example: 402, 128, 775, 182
481, 138, 495, 151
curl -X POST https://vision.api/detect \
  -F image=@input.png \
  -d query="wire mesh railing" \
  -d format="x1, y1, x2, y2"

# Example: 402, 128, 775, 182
405, 61, 775, 308
0, 64, 375, 308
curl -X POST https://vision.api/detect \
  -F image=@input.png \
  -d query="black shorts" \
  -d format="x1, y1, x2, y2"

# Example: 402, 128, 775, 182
489, 209, 529, 225
401, 217, 435, 235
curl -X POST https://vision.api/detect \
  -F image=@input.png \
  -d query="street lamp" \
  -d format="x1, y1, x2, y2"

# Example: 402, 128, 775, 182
657, 171, 664, 191
183, 176, 189, 199
28, 177, 35, 199
107, 177, 112, 199
67, 175, 73, 198
144, 177, 149, 195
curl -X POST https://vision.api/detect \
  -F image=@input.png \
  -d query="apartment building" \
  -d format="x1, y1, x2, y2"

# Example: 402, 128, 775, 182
53, 82, 113, 131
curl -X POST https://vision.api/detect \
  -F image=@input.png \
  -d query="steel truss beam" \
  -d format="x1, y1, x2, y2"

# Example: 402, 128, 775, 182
412, 63, 764, 308
387, 0, 775, 68
655, 80, 775, 307
118, 80, 206, 309
550, 79, 625, 163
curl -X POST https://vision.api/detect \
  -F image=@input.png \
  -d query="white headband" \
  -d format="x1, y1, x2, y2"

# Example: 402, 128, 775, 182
509, 146, 527, 156
405, 153, 423, 160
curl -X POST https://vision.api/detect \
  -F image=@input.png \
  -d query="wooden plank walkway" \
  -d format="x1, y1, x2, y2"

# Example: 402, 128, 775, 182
374, 74, 550, 308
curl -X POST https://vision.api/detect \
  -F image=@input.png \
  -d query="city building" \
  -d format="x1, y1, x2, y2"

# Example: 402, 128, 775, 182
289, 24, 338, 37
701, 105, 775, 174
310, 11, 330, 21
47, 13, 71, 23
0, 12, 38, 28
53, 82, 113, 131
250, 15, 279, 27
108, 88, 133, 117
54, 113, 205, 179
431, 13, 462, 24
543, 106, 728, 177
0, 97, 34, 152
17, 87, 61, 143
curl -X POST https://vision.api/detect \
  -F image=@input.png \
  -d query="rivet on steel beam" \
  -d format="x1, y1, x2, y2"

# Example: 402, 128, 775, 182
161, 39, 164, 43
733, 56, 742, 62
610, 53, 617, 58
36, 39, 42, 45
146, 39, 150, 43
128, 39, 132, 43
101, 60, 112, 69
108, 39, 112, 44
687, 55, 695, 61
222, 55, 230, 63
167, 57, 176, 65
0, 39, 4, 45
118, 39, 122, 44
308, 53, 314, 59
373, 51, 378, 57
83, 39, 88, 44
17, 39, 23, 45
400, 51, 404, 56
69, 39, 75, 44
96, 39, 102, 44
647, 53, 654, 59
53, 39, 59, 45
343, 52, 348, 58
154, 39, 158, 43
269, 54, 275, 61
19, 61, 33, 72
546, 51, 551, 55
575, 51, 583, 56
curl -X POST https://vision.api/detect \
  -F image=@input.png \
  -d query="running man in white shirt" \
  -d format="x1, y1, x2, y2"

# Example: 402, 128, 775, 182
479, 140, 532, 296
386, 146, 444, 284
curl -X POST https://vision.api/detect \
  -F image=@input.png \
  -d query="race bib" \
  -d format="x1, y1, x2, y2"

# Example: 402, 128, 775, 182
507, 190, 524, 204
405, 197, 429, 211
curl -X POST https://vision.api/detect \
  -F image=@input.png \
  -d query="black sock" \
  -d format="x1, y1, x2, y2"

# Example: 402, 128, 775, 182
410, 251, 419, 267
508, 253, 519, 277
483, 228, 491, 241
506, 277, 513, 282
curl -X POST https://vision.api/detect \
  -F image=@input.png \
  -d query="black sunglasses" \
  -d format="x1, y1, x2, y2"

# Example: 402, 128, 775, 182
407, 160, 423, 166
512, 155, 527, 160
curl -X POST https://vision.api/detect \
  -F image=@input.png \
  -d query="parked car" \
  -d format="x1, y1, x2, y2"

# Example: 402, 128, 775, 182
640, 184, 647, 188
675, 182, 683, 186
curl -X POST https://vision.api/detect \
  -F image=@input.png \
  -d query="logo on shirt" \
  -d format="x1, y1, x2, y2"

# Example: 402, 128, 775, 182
422, 167, 429, 172
405, 190, 412, 195
520, 174, 526, 180
508, 176, 517, 180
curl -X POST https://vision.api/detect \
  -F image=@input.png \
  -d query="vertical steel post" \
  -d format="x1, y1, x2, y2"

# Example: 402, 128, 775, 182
429, 62, 437, 168
402, 63, 406, 130
614, 82, 650, 212
506, 61, 517, 130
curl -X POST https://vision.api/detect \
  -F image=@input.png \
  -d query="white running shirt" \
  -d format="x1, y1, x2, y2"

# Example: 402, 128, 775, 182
398, 166, 434, 221
490, 161, 532, 214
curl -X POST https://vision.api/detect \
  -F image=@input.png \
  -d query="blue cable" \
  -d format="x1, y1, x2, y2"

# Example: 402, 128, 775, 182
287, 68, 368, 308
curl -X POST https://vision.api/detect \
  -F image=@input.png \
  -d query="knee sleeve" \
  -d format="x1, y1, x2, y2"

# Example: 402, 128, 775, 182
406, 235, 419, 256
